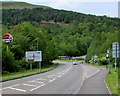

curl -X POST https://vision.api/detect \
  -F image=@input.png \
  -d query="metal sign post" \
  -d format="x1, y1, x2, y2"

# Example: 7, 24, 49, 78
39, 62, 41, 70
112, 42, 119, 70
28, 59, 33, 70
6, 45, 8, 50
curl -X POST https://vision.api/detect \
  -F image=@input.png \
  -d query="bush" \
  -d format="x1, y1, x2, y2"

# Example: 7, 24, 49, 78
98, 57, 108, 65
2, 50, 19, 73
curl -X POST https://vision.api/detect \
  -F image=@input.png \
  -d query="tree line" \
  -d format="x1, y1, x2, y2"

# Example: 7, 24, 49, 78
2, 8, 120, 73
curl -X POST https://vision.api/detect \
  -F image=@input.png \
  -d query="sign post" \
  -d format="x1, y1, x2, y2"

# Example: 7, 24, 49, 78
28, 59, 34, 70
106, 49, 111, 73
112, 42, 119, 70
26, 51, 42, 70
2, 33, 13, 50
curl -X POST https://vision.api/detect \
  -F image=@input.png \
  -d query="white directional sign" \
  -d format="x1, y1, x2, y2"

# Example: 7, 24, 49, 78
26, 51, 42, 62
112, 42, 119, 58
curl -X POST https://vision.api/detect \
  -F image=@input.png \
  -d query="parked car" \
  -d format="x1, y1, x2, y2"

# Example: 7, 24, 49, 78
73, 61, 78, 65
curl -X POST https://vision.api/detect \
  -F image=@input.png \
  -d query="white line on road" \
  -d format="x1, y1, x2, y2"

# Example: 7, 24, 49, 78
104, 80, 112, 95
23, 83, 37, 87
48, 75, 56, 78
8, 87, 26, 92
30, 84, 45, 91
38, 78, 48, 80
29, 81, 44, 84
57, 72, 63, 74
58, 75, 62, 77
9, 84, 20, 87
49, 78, 56, 82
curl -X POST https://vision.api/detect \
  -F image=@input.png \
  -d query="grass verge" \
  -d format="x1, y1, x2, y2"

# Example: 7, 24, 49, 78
1, 64, 58, 82
105, 67, 118, 95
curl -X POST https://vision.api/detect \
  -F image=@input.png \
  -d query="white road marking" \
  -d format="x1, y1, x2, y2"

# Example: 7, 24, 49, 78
58, 75, 62, 77
75, 80, 84, 94
38, 78, 48, 80
9, 84, 20, 87
49, 78, 56, 82
57, 72, 63, 74
23, 83, 37, 87
29, 81, 44, 84
48, 75, 56, 78
104, 80, 112, 95
30, 84, 45, 91
8, 87, 26, 92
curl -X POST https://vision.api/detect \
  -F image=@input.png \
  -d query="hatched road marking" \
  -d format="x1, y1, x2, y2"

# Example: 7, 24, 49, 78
7, 87, 26, 92
49, 78, 56, 82
30, 84, 45, 91
23, 83, 37, 87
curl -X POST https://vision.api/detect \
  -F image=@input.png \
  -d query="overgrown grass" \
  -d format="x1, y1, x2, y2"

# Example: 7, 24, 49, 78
105, 67, 118, 95
1, 64, 58, 81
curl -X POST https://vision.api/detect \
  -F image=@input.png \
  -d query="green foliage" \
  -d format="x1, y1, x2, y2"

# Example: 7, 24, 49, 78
2, 49, 19, 73
2, 22, 58, 73
1, 1, 50, 9
2, 6, 119, 73
97, 58, 108, 65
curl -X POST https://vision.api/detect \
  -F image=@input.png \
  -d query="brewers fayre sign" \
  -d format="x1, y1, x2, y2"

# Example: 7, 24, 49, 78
2, 33, 13, 45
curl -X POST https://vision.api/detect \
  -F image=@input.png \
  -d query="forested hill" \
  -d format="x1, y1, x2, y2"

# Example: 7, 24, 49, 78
1, 1, 51, 9
2, 2, 120, 73
2, 6, 119, 26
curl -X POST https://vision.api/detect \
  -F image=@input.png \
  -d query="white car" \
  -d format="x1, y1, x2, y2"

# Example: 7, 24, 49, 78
73, 61, 78, 65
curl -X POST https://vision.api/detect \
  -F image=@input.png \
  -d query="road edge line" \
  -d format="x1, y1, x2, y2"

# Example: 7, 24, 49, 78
104, 79, 112, 95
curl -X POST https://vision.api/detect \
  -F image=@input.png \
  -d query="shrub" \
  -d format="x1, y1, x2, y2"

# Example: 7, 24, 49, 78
2, 50, 19, 73
98, 57, 108, 65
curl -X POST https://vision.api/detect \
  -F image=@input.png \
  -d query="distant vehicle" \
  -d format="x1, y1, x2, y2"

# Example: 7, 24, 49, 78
73, 61, 78, 65
58, 56, 70, 60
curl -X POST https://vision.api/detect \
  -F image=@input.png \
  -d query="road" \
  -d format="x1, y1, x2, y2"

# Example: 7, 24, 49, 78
0, 61, 110, 95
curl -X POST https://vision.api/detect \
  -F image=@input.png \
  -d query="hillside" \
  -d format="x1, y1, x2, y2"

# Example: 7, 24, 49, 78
2, 1, 119, 74
1, 1, 51, 9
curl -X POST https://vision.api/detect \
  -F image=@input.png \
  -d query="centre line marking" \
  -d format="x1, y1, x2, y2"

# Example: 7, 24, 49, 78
8, 87, 26, 92
30, 84, 45, 91
49, 78, 56, 82
23, 84, 37, 87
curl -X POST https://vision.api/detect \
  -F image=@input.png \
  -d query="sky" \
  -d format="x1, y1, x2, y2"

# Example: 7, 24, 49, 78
1, 0, 120, 18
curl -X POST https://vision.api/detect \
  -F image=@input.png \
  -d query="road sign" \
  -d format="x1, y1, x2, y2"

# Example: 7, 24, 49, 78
112, 42, 119, 58
2, 33, 13, 45
26, 51, 42, 62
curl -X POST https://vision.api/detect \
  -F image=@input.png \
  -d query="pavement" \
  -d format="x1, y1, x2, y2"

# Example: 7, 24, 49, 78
78, 67, 110, 95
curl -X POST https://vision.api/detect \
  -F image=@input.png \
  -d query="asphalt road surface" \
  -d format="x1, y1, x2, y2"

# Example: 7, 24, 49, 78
0, 61, 110, 95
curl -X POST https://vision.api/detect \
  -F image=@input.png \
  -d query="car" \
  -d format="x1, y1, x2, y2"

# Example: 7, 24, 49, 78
73, 61, 78, 65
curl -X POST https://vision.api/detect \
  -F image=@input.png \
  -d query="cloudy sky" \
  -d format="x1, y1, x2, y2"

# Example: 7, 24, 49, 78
1, 0, 119, 17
